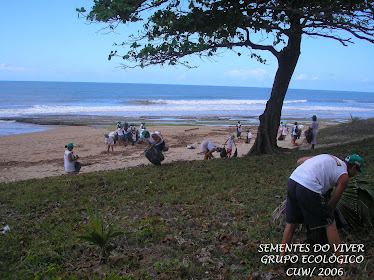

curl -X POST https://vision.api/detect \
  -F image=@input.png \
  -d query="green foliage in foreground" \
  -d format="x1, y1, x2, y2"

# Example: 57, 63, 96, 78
78, 208, 127, 262
1, 123, 374, 279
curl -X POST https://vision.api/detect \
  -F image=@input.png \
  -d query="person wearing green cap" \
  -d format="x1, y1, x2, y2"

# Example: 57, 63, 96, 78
104, 133, 115, 154
281, 153, 364, 259
143, 130, 165, 151
64, 143, 81, 174
224, 135, 237, 158
138, 125, 146, 144
117, 124, 125, 147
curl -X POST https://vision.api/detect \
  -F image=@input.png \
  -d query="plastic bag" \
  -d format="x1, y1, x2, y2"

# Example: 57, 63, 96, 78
220, 147, 227, 158
1, 225, 10, 234
305, 129, 313, 143
75, 162, 82, 173
232, 148, 238, 158
144, 147, 164, 165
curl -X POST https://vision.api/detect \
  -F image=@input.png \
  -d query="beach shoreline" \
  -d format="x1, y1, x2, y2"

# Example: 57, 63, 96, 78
0, 120, 319, 183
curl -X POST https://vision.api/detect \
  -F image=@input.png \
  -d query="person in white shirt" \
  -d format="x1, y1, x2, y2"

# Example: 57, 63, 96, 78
236, 121, 242, 139
291, 122, 300, 145
281, 123, 288, 140
104, 133, 115, 154
64, 142, 81, 174
224, 135, 237, 157
281, 154, 364, 258
201, 141, 220, 160
143, 130, 165, 151
246, 129, 253, 144
138, 125, 146, 143
138, 123, 144, 143
117, 124, 125, 146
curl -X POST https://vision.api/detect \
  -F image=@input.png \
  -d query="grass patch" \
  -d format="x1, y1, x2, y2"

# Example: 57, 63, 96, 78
318, 118, 374, 145
1, 120, 374, 279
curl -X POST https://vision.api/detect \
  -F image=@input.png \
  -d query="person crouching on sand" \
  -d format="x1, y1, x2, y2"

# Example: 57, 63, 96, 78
64, 143, 81, 174
201, 141, 220, 160
246, 129, 253, 144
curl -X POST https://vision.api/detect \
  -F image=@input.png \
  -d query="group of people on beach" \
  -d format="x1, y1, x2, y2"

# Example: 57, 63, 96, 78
64, 120, 255, 172
105, 121, 147, 153
278, 115, 318, 148
64, 121, 166, 173
201, 121, 253, 160
104, 121, 167, 161
64, 116, 320, 173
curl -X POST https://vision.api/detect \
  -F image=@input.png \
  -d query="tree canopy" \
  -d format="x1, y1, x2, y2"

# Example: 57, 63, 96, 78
78, 0, 374, 154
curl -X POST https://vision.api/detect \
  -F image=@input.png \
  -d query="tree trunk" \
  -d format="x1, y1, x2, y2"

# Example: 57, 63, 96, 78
249, 29, 302, 154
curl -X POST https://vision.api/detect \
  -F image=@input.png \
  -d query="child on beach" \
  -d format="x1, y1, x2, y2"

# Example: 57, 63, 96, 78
291, 122, 299, 145
64, 143, 81, 174
131, 123, 138, 142
104, 133, 115, 154
117, 124, 125, 146
279, 121, 284, 139
236, 121, 242, 139
138, 124, 146, 143
246, 129, 253, 144
224, 135, 237, 158
282, 123, 288, 140
131, 131, 137, 145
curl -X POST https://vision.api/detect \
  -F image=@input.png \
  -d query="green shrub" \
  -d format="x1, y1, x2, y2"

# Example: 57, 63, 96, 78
78, 207, 126, 262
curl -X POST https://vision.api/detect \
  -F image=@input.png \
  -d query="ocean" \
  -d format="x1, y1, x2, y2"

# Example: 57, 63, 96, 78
0, 81, 373, 135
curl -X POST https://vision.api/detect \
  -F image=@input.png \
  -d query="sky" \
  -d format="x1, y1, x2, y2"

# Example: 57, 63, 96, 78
1, 0, 373, 92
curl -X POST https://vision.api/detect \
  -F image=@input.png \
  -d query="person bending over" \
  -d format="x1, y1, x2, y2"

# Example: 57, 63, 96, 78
143, 130, 165, 151
281, 154, 364, 260
201, 141, 220, 160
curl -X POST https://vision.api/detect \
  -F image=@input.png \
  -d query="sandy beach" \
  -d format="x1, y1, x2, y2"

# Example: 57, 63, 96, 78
0, 124, 305, 183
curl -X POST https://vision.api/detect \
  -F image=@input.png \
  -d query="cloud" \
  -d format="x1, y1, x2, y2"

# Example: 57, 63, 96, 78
226, 68, 269, 81
0, 63, 28, 72
177, 73, 187, 81
295, 74, 308, 80
295, 74, 320, 81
